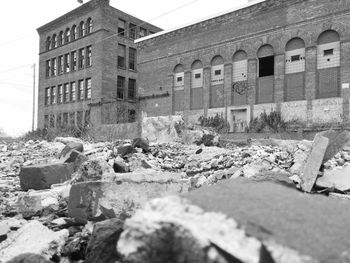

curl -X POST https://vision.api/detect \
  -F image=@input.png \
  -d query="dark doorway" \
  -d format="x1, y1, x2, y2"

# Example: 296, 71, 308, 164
259, 56, 274, 77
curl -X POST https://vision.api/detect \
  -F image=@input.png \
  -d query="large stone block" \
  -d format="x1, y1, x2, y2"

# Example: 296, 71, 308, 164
300, 133, 329, 192
316, 165, 350, 192
68, 170, 190, 223
320, 130, 350, 163
19, 163, 73, 190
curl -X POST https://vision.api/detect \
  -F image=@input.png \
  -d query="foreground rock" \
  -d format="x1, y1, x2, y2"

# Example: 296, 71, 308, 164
19, 163, 73, 190
316, 165, 350, 192
0, 220, 68, 262
68, 170, 190, 223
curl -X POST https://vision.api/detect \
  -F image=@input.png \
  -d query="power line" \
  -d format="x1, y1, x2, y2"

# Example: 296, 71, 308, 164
95, 0, 200, 44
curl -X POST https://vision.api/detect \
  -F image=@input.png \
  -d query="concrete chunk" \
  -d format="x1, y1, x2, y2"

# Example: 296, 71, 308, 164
19, 163, 73, 190
320, 130, 350, 163
68, 170, 190, 223
300, 133, 329, 192
316, 166, 350, 192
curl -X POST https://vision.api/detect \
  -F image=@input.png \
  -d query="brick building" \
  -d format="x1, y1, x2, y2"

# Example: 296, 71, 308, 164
136, 0, 350, 132
37, 0, 161, 130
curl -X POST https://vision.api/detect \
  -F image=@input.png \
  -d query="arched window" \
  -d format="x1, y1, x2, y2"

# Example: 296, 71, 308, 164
65, 28, 71, 43
72, 25, 77, 40
317, 30, 340, 98
191, 60, 203, 110
211, 55, 224, 85
46, 36, 51, 51
58, 31, 64, 46
52, 34, 57, 48
232, 50, 248, 106
87, 18, 93, 34
173, 64, 185, 112
257, 44, 274, 104
79, 21, 86, 37
285, 38, 305, 101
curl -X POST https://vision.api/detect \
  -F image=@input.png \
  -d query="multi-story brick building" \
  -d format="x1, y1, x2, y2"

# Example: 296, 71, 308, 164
136, 0, 350, 132
37, 0, 161, 130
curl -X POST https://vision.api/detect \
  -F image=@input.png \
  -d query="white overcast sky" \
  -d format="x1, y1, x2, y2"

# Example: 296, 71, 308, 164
0, 0, 247, 136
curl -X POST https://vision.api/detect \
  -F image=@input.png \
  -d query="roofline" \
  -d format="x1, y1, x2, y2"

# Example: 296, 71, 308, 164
135, 0, 265, 43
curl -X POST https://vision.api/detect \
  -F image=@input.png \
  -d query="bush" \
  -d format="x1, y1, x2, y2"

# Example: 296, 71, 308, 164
249, 110, 286, 133
198, 113, 230, 134
22, 125, 90, 142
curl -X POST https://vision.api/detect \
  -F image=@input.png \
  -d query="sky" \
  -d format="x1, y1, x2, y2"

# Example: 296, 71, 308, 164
0, 0, 248, 136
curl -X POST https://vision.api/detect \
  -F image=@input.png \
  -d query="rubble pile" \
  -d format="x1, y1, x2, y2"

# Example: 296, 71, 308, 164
0, 127, 349, 262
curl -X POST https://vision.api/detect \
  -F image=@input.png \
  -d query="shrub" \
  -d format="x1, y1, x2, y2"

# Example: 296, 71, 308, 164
249, 110, 286, 133
198, 113, 230, 134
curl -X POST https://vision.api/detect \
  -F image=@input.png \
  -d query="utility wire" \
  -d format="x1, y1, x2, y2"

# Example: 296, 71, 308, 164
95, 0, 200, 44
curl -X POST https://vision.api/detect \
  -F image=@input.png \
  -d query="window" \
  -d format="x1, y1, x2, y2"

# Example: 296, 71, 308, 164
79, 21, 86, 37
78, 48, 85, 69
118, 44, 126, 69
324, 49, 334, 56
71, 51, 77, 71
195, 73, 201, 79
77, 111, 83, 127
84, 110, 90, 127
177, 76, 183, 82
64, 83, 69, 102
52, 34, 57, 48
129, 23, 136, 40
50, 86, 56, 104
65, 28, 71, 43
128, 109, 136, 122
291, 55, 301, 62
86, 46, 92, 67
58, 85, 63, 104
58, 56, 64, 75
59, 31, 64, 46
128, 78, 136, 100
46, 37, 51, 51
49, 114, 55, 128
87, 18, 93, 34
118, 19, 126, 36
117, 76, 125, 99
214, 70, 221, 76
85, 78, 91, 99
44, 115, 49, 128
69, 112, 75, 126
78, 80, 84, 100
70, 82, 76, 102
46, 60, 51, 77
45, 87, 50, 105
129, 48, 136, 70
63, 113, 68, 127
64, 53, 70, 73
259, 56, 274, 77
139, 27, 147, 38
51, 58, 57, 76
72, 25, 77, 40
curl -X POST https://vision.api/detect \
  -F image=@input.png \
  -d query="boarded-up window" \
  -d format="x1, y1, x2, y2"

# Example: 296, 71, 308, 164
232, 50, 248, 106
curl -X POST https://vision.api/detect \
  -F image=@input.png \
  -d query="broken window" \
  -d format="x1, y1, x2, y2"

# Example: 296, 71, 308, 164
324, 49, 334, 56
139, 27, 147, 38
214, 70, 221, 76
78, 48, 85, 69
58, 85, 63, 104
129, 48, 136, 70
85, 78, 91, 99
64, 83, 69, 102
71, 51, 77, 71
86, 46, 92, 67
118, 44, 126, 69
129, 23, 136, 40
78, 80, 84, 100
64, 53, 70, 73
118, 19, 126, 37
87, 18, 93, 34
259, 56, 274, 77
50, 86, 56, 104
70, 82, 76, 102
291, 55, 301, 62
195, 73, 201, 79
117, 76, 125, 99
128, 78, 136, 100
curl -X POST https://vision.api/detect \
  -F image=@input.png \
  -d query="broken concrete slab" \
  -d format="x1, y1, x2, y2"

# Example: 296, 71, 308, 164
19, 163, 73, 190
74, 158, 114, 183
68, 170, 190, 223
320, 130, 350, 163
300, 133, 329, 192
316, 165, 350, 192
0, 220, 68, 263
61, 149, 88, 172
58, 141, 84, 159
183, 178, 350, 262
